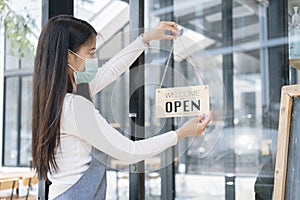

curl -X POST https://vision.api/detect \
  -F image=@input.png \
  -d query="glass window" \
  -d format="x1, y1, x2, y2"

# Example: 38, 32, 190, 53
144, 0, 284, 199
74, 0, 132, 197
0, 0, 290, 198
3, 76, 33, 167
20, 76, 33, 166
1, 0, 41, 167
3, 77, 19, 166
73, 0, 286, 199
75, 0, 131, 133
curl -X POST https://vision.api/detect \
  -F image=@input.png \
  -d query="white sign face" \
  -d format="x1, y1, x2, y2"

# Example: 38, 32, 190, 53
155, 85, 210, 118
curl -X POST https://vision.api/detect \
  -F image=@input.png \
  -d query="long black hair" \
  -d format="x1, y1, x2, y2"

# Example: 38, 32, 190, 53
32, 15, 97, 179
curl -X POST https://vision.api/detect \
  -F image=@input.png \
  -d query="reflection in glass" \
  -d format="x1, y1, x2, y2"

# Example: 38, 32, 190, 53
4, 77, 19, 166
3, 76, 33, 167
20, 76, 33, 166
145, 0, 277, 199
2, 0, 41, 167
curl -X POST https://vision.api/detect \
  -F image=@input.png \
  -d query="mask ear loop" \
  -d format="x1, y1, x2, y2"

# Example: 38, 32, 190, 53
68, 49, 85, 72
68, 64, 77, 72
68, 49, 85, 61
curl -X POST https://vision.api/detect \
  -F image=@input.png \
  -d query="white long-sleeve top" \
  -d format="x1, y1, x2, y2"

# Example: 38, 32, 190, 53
48, 37, 178, 199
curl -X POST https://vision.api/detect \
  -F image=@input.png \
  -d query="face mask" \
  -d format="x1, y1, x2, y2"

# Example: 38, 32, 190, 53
68, 49, 98, 84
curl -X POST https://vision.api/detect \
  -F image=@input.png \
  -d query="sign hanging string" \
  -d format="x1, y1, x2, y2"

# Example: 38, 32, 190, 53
159, 36, 203, 88
159, 43, 174, 88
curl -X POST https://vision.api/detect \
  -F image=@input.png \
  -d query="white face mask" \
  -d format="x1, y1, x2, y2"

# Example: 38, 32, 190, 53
68, 49, 98, 84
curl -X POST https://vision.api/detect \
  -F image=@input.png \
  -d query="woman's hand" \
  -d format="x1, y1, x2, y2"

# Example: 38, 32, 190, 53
142, 21, 178, 43
175, 112, 212, 140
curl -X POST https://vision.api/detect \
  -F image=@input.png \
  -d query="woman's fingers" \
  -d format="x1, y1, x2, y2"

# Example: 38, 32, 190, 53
162, 21, 177, 26
198, 114, 205, 122
195, 112, 212, 124
161, 26, 178, 34
143, 21, 179, 42
159, 21, 178, 36
196, 112, 212, 134
175, 112, 213, 139
162, 34, 176, 40
200, 112, 212, 125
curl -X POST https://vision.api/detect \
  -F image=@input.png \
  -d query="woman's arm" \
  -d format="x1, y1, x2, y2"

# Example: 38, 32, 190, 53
89, 21, 179, 96
72, 95, 178, 164
89, 37, 147, 97
71, 95, 211, 164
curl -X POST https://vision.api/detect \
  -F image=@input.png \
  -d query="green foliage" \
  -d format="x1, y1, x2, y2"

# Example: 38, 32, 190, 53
0, 0, 37, 58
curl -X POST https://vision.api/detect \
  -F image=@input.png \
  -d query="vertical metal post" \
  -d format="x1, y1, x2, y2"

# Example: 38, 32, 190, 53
38, 1, 73, 199
158, 0, 176, 199
254, 0, 288, 198
17, 60, 22, 166
38, 179, 46, 200
290, 67, 297, 85
1, 77, 6, 166
159, 47, 175, 200
222, 0, 235, 199
259, 2, 270, 127
129, 0, 145, 199
264, 0, 289, 129
222, 0, 234, 128
42, 0, 73, 26
1, 24, 7, 167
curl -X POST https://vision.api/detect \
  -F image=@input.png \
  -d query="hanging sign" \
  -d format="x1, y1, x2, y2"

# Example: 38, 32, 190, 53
155, 85, 210, 118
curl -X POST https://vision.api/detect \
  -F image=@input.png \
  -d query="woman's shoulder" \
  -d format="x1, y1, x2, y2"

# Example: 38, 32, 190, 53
65, 93, 92, 103
63, 93, 95, 111
60, 93, 96, 134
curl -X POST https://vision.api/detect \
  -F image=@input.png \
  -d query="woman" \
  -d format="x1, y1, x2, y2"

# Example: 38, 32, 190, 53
32, 15, 211, 199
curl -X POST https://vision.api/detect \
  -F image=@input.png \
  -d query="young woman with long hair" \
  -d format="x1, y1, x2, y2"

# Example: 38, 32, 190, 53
32, 15, 211, 199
